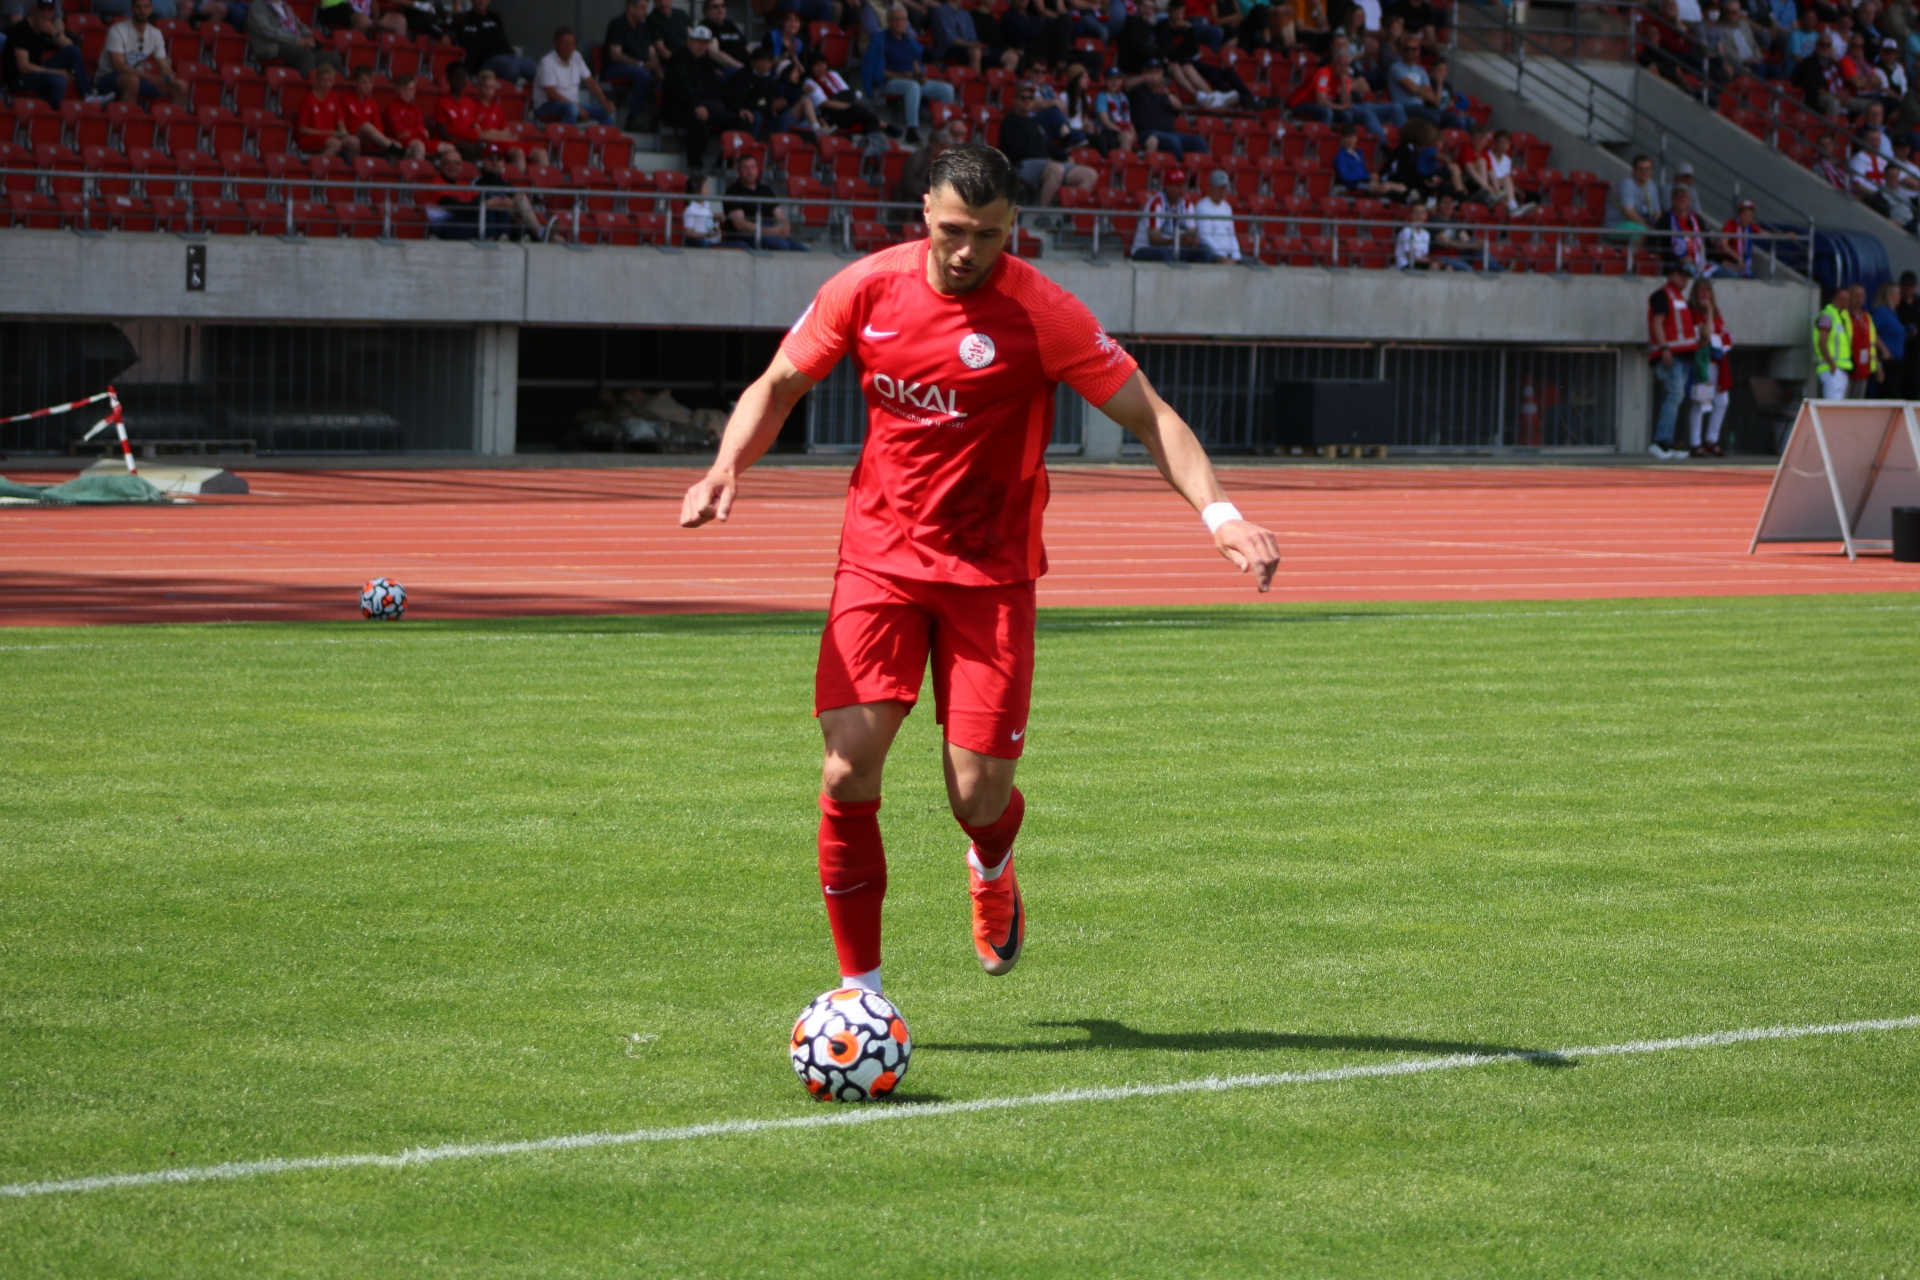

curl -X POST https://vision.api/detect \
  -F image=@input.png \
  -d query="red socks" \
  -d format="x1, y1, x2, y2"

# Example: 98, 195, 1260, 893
960, 786, 1025, 874
818, 794, 886, 979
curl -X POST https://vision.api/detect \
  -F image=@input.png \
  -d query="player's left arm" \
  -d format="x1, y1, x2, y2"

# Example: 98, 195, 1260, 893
1098, 370, 1281, 591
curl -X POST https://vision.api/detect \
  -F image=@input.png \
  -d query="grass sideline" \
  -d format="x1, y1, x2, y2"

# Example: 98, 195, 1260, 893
2, 595, 1917, 1276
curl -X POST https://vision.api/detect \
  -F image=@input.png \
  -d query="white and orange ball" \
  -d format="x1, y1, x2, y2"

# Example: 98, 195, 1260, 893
359, 578, 407, 621
790, 987, 911, 1102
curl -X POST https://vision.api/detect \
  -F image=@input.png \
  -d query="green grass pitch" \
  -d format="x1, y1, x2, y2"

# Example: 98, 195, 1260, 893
3, 594, 1918, 1277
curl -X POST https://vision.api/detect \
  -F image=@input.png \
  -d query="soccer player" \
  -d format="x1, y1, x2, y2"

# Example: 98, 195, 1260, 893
679, 144, 1280, 995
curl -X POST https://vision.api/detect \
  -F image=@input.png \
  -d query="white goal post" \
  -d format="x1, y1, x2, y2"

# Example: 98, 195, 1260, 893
1749, 401, 1920, 561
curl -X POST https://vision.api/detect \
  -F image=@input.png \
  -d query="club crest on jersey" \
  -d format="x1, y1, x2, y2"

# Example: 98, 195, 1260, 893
872, 372, 965, 423
958, 333, 997, 370
1094, 329, 1125, 364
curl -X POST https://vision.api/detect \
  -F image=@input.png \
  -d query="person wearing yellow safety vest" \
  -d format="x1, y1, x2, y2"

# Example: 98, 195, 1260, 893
1812, 286, 1853, 399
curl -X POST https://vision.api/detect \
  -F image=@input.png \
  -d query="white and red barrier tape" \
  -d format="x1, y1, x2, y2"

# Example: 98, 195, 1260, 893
0, 387, 136, 474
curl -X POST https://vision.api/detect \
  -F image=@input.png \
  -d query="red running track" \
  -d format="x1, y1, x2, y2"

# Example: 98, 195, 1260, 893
0, 465, 1912, 626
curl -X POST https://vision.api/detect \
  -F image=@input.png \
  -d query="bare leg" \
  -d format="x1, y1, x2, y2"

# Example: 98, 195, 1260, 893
819, 701, 910, 802
941, 739, 1017, 826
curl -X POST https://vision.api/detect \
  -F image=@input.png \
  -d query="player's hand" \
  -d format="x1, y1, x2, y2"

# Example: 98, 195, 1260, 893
1214, 519, 1280, 592
679, 470, 737, 527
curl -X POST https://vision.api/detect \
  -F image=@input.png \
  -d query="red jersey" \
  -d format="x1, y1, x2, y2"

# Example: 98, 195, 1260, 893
296, 89, 344, 141
1290, 65, 1347, 109
782, 241, 1138, 586
474, 99, 507, 135
385, 98, 428, 145
436, 92, 480, 144
340, 90, 383, 134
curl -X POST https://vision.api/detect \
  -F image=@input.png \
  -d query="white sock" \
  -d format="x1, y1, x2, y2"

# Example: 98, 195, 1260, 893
968, 844, 1011, 882
842, 967, 882, 993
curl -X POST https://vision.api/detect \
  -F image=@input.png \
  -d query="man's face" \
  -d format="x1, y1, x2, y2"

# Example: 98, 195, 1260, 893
131, 0, 154, 24
1435, 196, 1455, 217
355, 72, 376, 96
784, 11, 802, 32
705, 2, 726, 24
887, 8, 907, 33
477, 72, 498, 100
439, 154, 463, 180
1634, 158, 1653, 182
1399, 39, 1420, 61
397, 79, 417, 101
314, 67, 336, 94
687, 36, 710, 58
556, 33, 577, 58
626, 0, 644, 18
1145, 64, 1165, 85
922, 184, 1011, 294
1408, 203, 1427, 222
1854, 284, 1868, 308
1673, 189, 1691, 211
1168, 3, 1187, 25
1011, 85, 1034, 115
738, 155, 760, 185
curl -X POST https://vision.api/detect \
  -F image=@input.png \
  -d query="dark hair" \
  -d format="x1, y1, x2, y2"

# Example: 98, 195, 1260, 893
353, 64, 375, 78
930, 143, 1020, 208
446, 64, 470, 88
553, 24, 574, 38
1903, 270, 1918, 285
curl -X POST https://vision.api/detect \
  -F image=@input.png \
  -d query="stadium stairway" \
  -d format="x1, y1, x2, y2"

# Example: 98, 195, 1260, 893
1454, 40, 1920, 283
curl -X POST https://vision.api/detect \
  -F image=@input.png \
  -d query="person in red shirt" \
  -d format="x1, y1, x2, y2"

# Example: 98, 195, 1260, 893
435, 63, 483, 160
472, 67, 548, 172
1287, 43, 1391, 140
295, 63, 358, 158
339, 65, 409, 159
679, 145, 1280, 997
383, 73, 455, 163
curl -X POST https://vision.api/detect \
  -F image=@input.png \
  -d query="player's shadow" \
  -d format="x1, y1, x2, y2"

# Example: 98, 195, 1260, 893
921, 1019, 1573, 1068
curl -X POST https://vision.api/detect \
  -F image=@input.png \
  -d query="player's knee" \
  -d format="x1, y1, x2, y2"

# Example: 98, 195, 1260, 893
820, 751, 879, 797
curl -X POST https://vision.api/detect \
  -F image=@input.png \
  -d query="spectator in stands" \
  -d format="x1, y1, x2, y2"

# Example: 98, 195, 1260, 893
1871, 281, 1906, 397
1648, 260, 1699, 459
296, 63, 359, 159
1132, 60, 1209, 154
436, 65, 482, 156
1703, 1, 1766, 82
1875, 36, 1910, 101
96, 0, 188, 105
429, 148, 543, 240
1685, 279, 1733, 455
473, 68, 544, 172
1394, 198, 1433, 268
721, 152, 809, 249
1018, 56, 1085, 144
1881, 133, 1920, 229
1387, 32, 1466, 129
454, 0, 535, 84
1849, 125, 1903, 219
536, 26, 615, 126
1132, 167, 1211, 261
1192, 169, 1243, 261
930, 0, 1008, 73
1000, 78, 1098, 209
316, 0, 372, 36
1000, 0, 1065, 65
1476, 128, 1531, 214
1654, 185, 1712, 275
731, 45, 786, 131
762, 9, 811, 68
1891, 270, 1920, 396
804, 50, 888, 135
646, 0, 692, 62
1427, 193, 1484, 266
247, 0, 339, 76
1331, 122, 1406, 197
385, 73, 453, 163
1091, 64, 1138, 152
1606, 153, 1662, 243
879, 4, 956, 141
6, 0, 89, 106
761, 52, 825, 131
185, 0, 246, 31
1386, 0, 1444, 45
1715, 196, 1761, 276
602, 0, 660, 128
1159, 0, 1254, 107
1290, 43, 1394, 140
1386, 117, 1462, 201
341, 66, 402, 159
1849, 282, 1886, 397
670, 26, 751, 169
1811, 132, 1850, 189
895, 123, 957, 207
703, 0, 750, 68
1782, 4, 1821, 69
682, 175, 722, 247
1791, 32, 1860, 115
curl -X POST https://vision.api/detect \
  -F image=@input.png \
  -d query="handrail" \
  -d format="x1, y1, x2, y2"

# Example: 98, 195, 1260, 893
0, 167, 1807, 277
1454, 9, 1821, 231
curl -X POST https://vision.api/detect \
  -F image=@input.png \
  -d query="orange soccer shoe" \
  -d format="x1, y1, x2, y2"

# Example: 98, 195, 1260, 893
968, 846, 1025, 977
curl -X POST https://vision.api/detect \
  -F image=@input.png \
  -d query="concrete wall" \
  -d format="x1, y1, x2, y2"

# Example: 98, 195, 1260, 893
0, 229, 1815, 347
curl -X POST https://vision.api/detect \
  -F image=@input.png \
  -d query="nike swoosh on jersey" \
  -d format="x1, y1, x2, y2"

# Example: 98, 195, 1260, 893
990, 893, 1022, 962
862, 325, 899, 339
823, 881, 870, 896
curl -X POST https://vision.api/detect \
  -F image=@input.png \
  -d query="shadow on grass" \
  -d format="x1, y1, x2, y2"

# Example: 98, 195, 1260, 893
921, 1019, 1573, 1069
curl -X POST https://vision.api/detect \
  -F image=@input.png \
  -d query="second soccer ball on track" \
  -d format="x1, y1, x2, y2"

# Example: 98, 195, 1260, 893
790, 987, 912, 1102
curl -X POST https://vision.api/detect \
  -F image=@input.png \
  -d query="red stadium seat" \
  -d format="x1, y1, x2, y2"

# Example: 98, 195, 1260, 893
593, 210, 640, 245
8, 192, 62, 229
36, 143, 85, 194
388, 204, 429, 238
243, 197, 289, 234
332, 201, 381, 236
99, 193, 156, 231
149, 194, 191, 231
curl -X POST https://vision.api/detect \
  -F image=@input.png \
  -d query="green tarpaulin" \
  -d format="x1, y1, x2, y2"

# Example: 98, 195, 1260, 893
0, 473, 171, 504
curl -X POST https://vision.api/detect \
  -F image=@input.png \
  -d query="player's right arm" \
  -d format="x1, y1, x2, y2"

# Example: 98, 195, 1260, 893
678, 350, 819, 527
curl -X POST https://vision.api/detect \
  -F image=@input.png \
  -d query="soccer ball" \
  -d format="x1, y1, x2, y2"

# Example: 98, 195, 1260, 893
359, 578, 407, 620
790, 987, 911, 1102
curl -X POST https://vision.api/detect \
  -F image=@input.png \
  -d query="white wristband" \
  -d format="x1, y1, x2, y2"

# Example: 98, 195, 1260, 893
1201, 501, 1243, 534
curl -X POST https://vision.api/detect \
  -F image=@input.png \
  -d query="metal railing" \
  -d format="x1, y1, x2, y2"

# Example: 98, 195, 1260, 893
0, 169, 1811, 278
1453, 0, 1642, 64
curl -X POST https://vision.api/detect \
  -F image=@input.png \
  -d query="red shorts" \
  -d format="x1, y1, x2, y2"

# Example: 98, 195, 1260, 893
814, 564, 1036, 759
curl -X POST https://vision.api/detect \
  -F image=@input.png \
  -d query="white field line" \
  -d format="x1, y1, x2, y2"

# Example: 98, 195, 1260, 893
4, 1014, 1916, 1201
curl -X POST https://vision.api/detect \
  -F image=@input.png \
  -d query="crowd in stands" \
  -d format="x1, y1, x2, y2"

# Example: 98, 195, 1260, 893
1640, 0, 1920, 235
0, 0, 1784, 271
